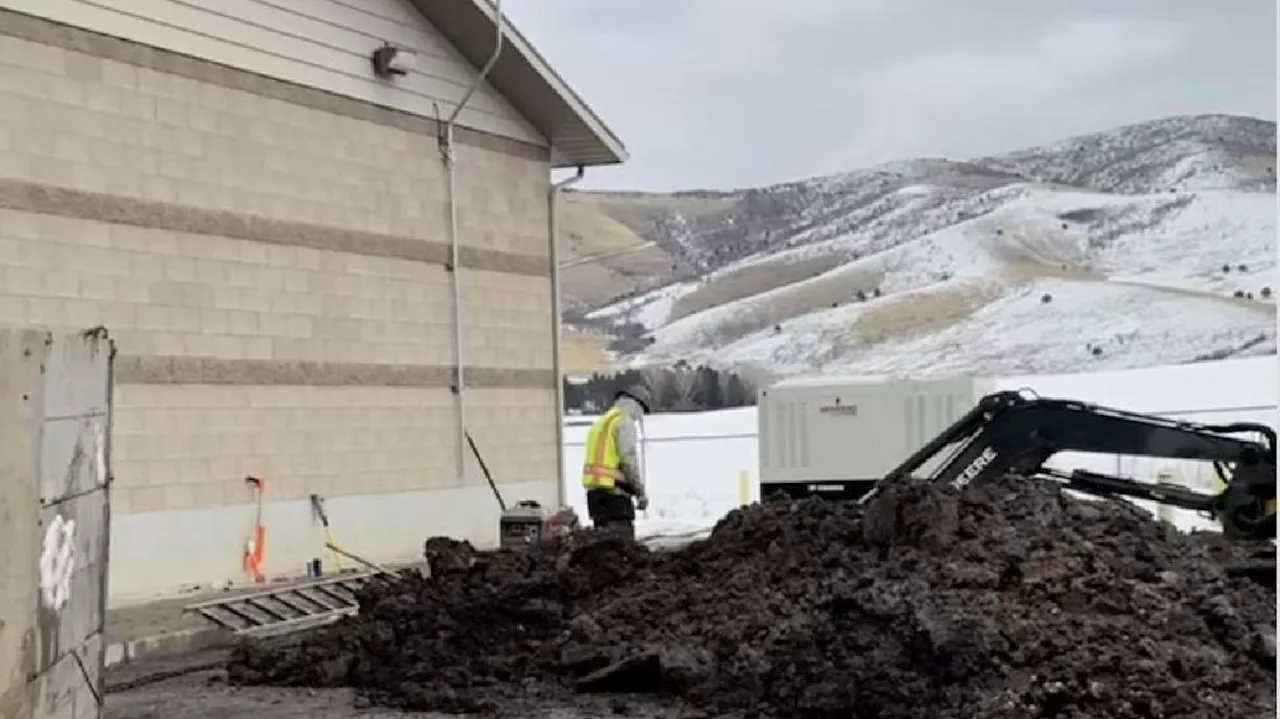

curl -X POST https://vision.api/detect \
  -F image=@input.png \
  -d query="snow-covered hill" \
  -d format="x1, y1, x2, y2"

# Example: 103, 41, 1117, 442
566, 114, 1277, 379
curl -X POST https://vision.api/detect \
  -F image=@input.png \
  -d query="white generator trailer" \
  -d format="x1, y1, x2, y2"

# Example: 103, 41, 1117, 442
757, 374, 994, 500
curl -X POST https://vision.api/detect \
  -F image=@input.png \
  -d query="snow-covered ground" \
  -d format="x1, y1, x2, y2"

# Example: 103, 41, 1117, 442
566, 356, 1277, 540
621, 186, 1275, 375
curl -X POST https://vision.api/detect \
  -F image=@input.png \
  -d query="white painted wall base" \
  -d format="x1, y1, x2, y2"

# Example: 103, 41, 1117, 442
106, 479, 556, 606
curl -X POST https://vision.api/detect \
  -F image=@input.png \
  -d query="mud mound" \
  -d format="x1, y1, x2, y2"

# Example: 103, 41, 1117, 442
227, 478, 1276, 718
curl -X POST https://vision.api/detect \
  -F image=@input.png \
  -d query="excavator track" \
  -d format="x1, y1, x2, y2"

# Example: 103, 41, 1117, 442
1219, 543, 1277, 586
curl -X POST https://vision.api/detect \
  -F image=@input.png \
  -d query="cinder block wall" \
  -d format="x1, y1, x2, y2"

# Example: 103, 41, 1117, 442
0, 13, 558, 601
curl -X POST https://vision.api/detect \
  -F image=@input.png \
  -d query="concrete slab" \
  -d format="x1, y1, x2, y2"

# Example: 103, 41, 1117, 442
105, 587, 245, 668
104, 627, 227, 668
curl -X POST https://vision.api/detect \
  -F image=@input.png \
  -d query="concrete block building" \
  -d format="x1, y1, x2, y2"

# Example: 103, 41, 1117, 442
0, 0, 626, 601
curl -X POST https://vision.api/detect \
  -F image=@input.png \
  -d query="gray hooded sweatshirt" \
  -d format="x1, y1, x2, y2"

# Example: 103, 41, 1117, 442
609, 395, 646, 498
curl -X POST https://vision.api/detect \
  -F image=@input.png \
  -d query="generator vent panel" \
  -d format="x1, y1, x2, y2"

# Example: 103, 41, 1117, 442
758, 375, 994, 485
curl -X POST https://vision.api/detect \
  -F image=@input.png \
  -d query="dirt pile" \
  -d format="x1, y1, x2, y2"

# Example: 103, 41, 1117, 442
226, 478, 1276, 718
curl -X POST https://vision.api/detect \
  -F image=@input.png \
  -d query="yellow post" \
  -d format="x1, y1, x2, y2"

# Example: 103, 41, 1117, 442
1208, 464, 1228, 493
738, 470, 752, 506
1155, 470, 1175, 524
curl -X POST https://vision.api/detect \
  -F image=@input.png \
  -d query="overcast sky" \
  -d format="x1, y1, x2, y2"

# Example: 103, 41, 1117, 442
501, 0, 1277, 192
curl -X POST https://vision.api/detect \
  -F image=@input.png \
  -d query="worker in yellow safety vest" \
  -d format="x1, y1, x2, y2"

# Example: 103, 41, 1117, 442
581, 383, 652, 539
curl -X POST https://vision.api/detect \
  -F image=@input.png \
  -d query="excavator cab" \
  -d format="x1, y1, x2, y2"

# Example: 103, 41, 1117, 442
860, 391, 1277, 551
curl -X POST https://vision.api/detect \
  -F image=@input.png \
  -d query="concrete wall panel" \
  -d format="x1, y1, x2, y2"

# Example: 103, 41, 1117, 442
0, 328, 114, 719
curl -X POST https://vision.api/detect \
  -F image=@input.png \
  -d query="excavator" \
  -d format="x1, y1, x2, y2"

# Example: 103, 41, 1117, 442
859, 390, 1276, 579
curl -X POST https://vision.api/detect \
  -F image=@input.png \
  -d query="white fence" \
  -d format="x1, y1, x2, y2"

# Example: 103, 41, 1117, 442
562, 357, 1277, 537
563, 407, 758, 537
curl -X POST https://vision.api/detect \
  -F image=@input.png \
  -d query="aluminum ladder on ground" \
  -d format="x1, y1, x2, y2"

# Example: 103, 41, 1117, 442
184, 572, 388, 638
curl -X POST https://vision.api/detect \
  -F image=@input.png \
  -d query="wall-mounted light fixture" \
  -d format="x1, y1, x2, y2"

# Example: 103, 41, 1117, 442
371, 42, 415, 78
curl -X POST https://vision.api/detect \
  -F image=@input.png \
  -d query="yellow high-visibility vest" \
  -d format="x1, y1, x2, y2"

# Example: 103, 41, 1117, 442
582, 407, 628, 491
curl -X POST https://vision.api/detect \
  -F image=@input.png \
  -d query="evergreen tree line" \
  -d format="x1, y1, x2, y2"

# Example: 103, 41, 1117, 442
564, 363, 757, 413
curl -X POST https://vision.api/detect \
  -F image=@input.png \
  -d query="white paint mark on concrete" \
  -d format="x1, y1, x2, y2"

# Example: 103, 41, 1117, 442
40, 515, 77, 611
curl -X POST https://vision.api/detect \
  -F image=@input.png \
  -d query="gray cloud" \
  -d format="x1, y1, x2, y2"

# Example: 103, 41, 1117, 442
502, 0, 1277, 191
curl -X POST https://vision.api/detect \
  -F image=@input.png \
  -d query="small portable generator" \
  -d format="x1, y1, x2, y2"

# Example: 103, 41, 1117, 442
499, 500, 580, 549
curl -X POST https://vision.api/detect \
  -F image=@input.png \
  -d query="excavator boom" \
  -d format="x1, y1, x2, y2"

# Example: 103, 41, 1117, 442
862, 391, 1276, 541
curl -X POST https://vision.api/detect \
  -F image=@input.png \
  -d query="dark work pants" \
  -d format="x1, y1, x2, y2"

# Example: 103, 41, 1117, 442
586, 489, 636, 540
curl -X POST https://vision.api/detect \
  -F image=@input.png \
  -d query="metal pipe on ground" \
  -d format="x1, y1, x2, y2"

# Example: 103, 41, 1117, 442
550, 165, 586, 508
441, 0, 505, 484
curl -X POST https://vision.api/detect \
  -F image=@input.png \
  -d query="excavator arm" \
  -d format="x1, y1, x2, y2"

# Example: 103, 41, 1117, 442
862, 391, 1276, 541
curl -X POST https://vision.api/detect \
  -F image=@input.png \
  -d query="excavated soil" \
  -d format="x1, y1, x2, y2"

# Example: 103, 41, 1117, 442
227, 478, 1277, 718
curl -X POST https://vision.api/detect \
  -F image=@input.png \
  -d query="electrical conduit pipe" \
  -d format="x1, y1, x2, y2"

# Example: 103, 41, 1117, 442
441, 0, 504, 484
549, 165, 585, 508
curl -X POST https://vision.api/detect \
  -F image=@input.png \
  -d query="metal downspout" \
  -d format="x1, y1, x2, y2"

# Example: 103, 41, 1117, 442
549, 165, 585, 507
441, 0, 504, 484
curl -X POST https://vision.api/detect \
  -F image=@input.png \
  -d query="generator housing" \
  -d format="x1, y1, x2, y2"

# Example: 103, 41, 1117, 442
757, 374, 994, 500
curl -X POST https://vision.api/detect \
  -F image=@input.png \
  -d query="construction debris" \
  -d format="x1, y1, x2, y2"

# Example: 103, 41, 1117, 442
226, 477, 1276, 718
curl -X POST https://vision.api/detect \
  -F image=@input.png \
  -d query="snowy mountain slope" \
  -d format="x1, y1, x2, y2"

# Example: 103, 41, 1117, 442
563, 114, 1277, 377
975, 115, 1277, 194
633, 185, 1274, 363
698, 277, 1274, 378
583, 281, 693, 332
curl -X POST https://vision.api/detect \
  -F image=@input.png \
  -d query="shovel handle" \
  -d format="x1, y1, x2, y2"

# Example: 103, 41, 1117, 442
309, 493, 331, 528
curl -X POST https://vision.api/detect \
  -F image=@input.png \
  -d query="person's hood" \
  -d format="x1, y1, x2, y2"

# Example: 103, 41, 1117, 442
613, 395, 645, 421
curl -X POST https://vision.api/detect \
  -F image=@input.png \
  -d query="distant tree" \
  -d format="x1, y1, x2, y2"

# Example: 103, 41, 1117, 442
562, 377, 580, 410
565, 365, 757, 414
691, 366, 723, 409
723, 374, 750, 407
651, 368, 682, 411
670, 368, 698, 409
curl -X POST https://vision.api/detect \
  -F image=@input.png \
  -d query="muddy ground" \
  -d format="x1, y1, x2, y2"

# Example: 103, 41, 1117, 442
225, 477, 1277, 719
106, 647, 695, 718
